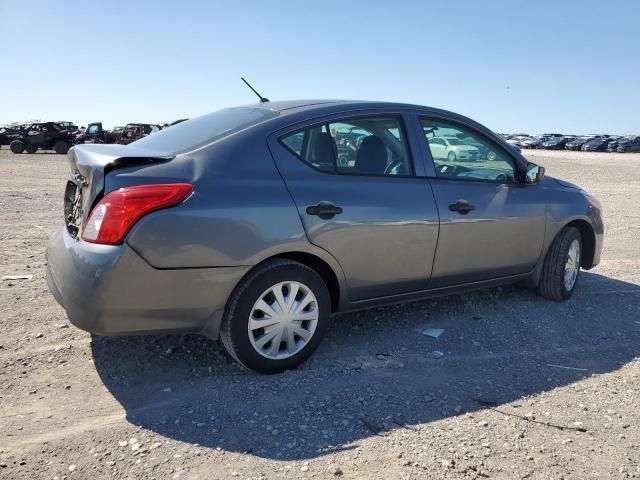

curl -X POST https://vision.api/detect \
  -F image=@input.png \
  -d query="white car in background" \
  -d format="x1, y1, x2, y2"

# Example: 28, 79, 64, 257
428, 136, 480, 161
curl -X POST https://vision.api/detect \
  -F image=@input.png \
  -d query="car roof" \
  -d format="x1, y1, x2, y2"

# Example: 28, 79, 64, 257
238, 99, 456, 116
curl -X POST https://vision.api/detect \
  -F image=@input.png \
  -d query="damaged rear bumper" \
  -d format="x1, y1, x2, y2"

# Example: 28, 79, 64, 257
45, 228, 249, 338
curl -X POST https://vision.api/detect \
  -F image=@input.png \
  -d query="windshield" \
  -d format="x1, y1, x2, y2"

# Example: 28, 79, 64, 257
445, 138, 463, 145
132, 107, 278, 153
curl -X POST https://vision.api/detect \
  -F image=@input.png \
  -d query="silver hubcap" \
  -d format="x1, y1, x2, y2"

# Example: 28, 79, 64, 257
248, 281, 318, 360
564, 239, 581, 291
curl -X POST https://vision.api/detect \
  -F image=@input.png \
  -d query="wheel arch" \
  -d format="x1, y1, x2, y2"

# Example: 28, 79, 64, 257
565, 219, 596, 269
257, 251, 342, 313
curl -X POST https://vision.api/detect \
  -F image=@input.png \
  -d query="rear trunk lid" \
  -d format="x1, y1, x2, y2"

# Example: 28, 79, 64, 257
64, 144, 174, 238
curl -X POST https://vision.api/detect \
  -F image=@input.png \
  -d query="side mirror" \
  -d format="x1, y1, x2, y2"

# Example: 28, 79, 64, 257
525, 162, 545, 184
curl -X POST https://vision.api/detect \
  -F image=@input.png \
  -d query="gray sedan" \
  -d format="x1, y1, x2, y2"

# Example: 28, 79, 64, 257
46, 100, 604, 373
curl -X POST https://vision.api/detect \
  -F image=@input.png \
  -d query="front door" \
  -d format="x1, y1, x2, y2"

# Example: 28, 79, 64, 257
269, 113, 439, 301
417, 115, 546, 287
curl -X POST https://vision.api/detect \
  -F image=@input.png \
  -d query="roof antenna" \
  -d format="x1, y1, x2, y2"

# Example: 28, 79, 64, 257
241, 77, 270, 103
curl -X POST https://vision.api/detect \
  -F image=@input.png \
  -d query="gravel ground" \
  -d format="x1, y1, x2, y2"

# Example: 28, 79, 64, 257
0, 147, 639, 480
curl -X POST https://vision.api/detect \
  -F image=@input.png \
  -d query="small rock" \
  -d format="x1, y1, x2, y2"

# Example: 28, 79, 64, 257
329, 465, 343, 476
68, 464, 77, 472
430, 350, 444, 359
34, 333, 43, 339
300, 465, 309, 472
118, 440, 128, 447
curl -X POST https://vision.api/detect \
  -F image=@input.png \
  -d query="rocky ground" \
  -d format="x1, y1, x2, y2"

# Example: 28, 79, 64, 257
0, 147, 639, 480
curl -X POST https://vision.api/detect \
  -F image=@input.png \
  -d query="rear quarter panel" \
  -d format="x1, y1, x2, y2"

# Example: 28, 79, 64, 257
122, 131, 344, 277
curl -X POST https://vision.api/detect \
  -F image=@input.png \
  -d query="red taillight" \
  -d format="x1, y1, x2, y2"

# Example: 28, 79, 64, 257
82, 183, 192, 245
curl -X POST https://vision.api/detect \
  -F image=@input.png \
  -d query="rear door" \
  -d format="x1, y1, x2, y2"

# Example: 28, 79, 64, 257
268, 112, 439, 302
417, 115, 546, 287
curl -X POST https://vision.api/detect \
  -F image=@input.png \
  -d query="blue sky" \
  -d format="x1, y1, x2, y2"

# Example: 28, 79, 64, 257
1, 0, 638, 134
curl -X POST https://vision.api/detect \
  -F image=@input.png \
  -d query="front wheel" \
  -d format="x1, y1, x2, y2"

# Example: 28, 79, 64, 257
220, 259, 331, 374
10, 140, 25, 154
447, 151, 457, 162
538, 226, 582, 301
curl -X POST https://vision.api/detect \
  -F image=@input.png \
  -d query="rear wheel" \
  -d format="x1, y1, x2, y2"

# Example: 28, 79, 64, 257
539, 226, 582, 301
54, 140, 70, 154
447, 151, 456, 162
25, 144, 37, 154
10, 140, 25, 154
220, 259, 331, 374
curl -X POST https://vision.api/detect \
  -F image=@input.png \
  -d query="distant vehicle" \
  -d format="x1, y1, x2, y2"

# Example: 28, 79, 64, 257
427, 135, 480, 161
521, 136, 551, 149
617, 137, 640, 153
9, 122, 74, 154
565, 137, 591, 150
116, 123, 161, 145
605, 136, 627, 152
541, 137, 575, 150
506, 135, 530, 148
541, 133, 563, 138
57, 122, 80, 135
0, 126, 18, 149
75, 122, 116, 144
582, 137, 614, 152
111, 126, 125, 136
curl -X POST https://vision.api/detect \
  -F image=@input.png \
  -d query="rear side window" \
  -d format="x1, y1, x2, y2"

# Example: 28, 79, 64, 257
132, 108, 278, 153
280, 116, 413, 176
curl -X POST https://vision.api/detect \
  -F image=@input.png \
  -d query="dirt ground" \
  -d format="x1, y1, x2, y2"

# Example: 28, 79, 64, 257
0, 147, 639, 480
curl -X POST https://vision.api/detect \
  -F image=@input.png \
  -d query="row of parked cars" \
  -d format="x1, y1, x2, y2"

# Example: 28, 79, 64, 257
0, 119, 187, 154
501, 133, 640, 153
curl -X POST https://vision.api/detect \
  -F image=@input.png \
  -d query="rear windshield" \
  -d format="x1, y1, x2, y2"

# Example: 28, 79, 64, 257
132, 107, 278, 153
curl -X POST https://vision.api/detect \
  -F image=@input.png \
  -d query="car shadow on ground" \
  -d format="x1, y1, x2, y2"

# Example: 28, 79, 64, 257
91, 272, 640, 460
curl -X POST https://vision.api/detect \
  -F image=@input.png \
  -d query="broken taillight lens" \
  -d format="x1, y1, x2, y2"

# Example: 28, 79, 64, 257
82, 183, 192, 245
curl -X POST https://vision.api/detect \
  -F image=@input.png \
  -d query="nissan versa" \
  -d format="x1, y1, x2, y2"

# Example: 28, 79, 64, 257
46, 100, 604, 373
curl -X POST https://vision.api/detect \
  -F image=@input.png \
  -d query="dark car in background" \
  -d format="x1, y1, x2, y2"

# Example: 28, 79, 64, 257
46, 100, 604, 373
521, 136, 551, 149
76, 122, 117, 144
541, 137, 575, 150
116, 123, 161, 145
617, 136, 640, 153
582, 137, 614, 152
9, 122, 74, 154
58, 122, 80, 135
565, 137, 592, 150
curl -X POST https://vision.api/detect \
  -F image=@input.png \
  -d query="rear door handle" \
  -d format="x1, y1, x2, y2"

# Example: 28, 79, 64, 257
449, 199, 475, 214
306, 201, 343, 218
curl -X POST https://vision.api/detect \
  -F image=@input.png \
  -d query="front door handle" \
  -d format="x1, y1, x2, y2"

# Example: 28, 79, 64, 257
306, 201, 343, 219
449, 199, 475, 214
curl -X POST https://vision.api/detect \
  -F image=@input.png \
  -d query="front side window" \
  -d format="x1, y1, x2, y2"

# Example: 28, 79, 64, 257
421, 118, 516, 183
280, 116, 413, 176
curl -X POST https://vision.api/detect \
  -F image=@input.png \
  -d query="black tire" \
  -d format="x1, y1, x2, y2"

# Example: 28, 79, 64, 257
447, 151, 456, 162
220, 259, 331, 374
10, 140, 25, 154
25, 144, 37, 154
54, 141, 70, 155
538, 226, 582, 301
